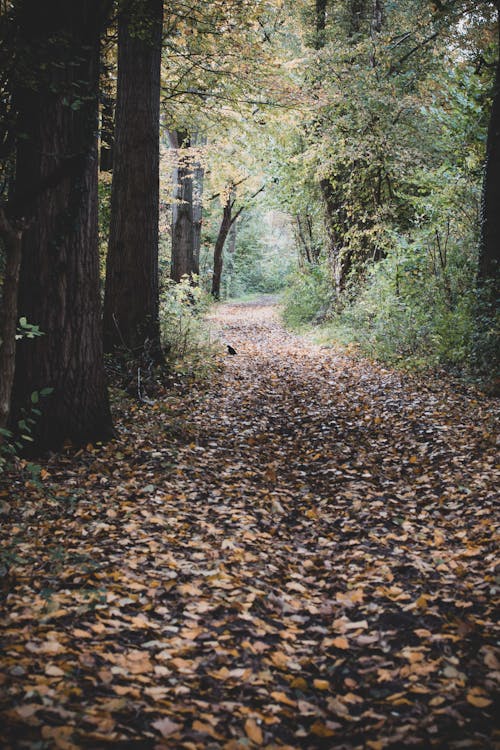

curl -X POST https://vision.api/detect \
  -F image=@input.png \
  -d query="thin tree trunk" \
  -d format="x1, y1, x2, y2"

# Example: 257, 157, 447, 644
103, 0, 163, 359
295, 214, 312, 264
0, 210, 22, 433
212, 200, 240, 300
10, 0, 113, 451
210, 182, 263, 299
170, 130, 195, 282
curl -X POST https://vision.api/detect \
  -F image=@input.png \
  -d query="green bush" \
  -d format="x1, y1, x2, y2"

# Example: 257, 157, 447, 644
281, 263, 335, 329
324, 238, 479, 371
160, 276, 218, 377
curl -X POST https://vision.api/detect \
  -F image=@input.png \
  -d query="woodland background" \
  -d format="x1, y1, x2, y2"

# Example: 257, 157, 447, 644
0, 0, 499, 458
0, 3, 499, 749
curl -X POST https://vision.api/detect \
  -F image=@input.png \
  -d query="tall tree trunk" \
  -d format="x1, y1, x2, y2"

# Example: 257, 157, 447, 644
478, 4, 500, 305
0, 210, 22, 433
103, 0, 163, 359
169, 130, 196, 282
10, 0, 113, 451
192, 133, 206, 278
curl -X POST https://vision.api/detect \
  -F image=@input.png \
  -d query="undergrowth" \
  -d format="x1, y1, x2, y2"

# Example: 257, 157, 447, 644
160, 276, 220, 381
282, 252, 499, 379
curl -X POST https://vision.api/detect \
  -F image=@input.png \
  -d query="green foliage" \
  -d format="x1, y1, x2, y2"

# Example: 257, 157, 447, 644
224, 211, 294, 298
0, 387, 53, 473
273, 2, 496, 377
98, 176, 112, 280
320, 239, 480, 370
281, 263, 335, 329
0, 319, 50, 472
471, 286, 500, 377
16, 317, 44, 340
160, 276, 218, 377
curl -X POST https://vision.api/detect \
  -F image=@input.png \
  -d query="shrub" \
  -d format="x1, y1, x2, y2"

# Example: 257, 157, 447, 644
324, 237, 479, 371
160, 276, 218, 378
281, 263, 335, 329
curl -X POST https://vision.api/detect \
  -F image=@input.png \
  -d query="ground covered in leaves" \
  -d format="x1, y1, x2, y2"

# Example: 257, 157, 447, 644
1, 300, 499, 750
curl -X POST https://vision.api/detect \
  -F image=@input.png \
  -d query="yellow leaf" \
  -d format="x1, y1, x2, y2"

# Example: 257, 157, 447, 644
310, 720, 335, 737
209, 666, 231, 680
434, 530, 445, 546
429, 696, 446, 706
414, 594, 429, 610
336, 588, 364, 606
330, 636, 349, 649
290, 676, 308, 689
270, 691, 296, 707
270, 651, 290, 668
192, 720, 224, 739
244, 718, 263, 745
466, 689, 492, 708
313, 679, 330, 691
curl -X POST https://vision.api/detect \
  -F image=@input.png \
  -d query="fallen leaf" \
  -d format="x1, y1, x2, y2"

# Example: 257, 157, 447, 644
152, 717, 182, 737
244, 718, 263, 744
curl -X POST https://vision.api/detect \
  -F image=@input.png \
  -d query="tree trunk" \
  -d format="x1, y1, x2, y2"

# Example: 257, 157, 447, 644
478, 4, 500, 305
211, 197, 241, 300
169, 130, 196, 282
0, 210, 22, 433
103, 0, 163, 359
314, 0, 327, 49
319, 176, 351, 291
192, 133, 206, 278
10, 0, 113, 452
295, 214, 312, 264
349, 0, 367, 36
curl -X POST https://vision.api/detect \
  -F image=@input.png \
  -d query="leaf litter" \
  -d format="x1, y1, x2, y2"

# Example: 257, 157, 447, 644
0, 300, 498, 749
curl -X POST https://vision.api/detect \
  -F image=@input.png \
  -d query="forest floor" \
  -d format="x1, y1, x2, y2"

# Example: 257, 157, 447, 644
0, 300, 499, 750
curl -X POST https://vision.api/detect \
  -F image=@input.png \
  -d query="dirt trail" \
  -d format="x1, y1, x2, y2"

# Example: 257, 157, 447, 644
1, 302, 498, 749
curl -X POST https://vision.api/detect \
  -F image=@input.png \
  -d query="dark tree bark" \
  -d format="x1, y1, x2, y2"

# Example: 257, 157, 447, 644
314, 0, 327, 49
170, 130, 196, 282
211, 182, 265, 299
103, 0, 163, 359
211, 191, 242, 300
478, 3, 500, 305
10, 0, 113, 451
0, 210, 22, 433
349, 0, 367, 36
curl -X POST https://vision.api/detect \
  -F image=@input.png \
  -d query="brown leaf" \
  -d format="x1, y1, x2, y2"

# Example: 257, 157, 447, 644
244, 718, 263, 744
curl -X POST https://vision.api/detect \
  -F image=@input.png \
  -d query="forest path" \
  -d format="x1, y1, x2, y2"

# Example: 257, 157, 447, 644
1, 301, 499, 749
